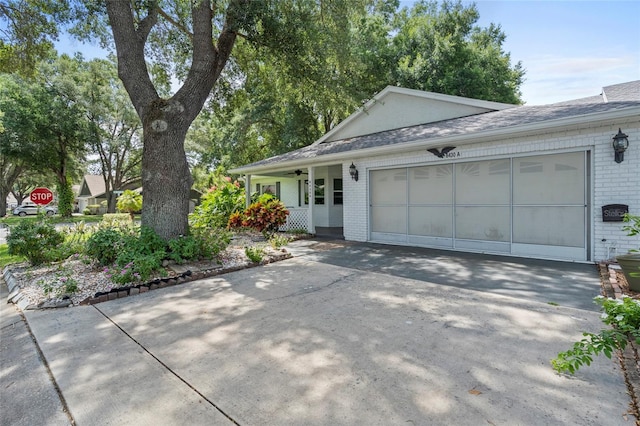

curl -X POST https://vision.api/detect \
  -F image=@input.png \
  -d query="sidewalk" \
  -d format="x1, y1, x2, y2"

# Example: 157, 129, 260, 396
0, 278, 71, 426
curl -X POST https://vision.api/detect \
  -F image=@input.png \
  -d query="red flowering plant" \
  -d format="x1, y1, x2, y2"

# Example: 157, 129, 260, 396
228, 194, 289, 239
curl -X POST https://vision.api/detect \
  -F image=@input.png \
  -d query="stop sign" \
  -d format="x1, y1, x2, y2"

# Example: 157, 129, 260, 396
30, 187, 54, 206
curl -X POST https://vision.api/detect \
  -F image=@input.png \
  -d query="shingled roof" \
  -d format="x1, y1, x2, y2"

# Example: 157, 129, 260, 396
232, 81, 640, 173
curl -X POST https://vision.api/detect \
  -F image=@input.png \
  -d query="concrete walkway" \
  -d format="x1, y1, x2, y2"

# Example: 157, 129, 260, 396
2, 239, 633, 425
0, 279, 70, 425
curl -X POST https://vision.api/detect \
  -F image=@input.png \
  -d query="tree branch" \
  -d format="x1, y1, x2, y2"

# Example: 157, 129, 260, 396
136, 1, 159, 43
105, 0, 158, 117
157, 7, 193, 41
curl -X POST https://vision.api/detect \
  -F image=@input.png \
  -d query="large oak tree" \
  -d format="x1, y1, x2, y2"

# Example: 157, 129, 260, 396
101, 0, 368, 239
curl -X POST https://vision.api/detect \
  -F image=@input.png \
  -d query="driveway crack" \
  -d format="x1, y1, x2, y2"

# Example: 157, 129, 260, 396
92, 305, 240, 425
263, 271, 359, 301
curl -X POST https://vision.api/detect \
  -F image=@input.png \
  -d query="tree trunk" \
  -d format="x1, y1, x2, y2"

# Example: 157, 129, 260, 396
140, 100, 193, 240
0, 193, 7, 217
105, 0, 238, 240
107, 191, 117, 213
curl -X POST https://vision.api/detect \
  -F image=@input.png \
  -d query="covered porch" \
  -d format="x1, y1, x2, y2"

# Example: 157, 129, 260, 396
240, 164, 346, 238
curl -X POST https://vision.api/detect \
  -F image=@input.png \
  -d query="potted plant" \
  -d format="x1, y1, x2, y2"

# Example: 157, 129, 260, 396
616, 214, 640, 292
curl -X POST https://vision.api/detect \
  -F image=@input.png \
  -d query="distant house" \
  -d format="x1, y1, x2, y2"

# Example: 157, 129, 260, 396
76, 175, 108, 214
231, 81, 640, 262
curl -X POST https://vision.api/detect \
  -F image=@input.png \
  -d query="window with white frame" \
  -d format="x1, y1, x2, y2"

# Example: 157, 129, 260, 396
333, 178, 343, 205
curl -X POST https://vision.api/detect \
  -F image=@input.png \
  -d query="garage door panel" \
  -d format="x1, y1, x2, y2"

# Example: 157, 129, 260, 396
370, 169, 407, 205
455, 160, 510, 204
371, 206, 407, 234
513, 206, 585, 248
513, 152, 584, 205
455, 206, 511, 242
408, 206, 453, 237
409, 165, 452, 204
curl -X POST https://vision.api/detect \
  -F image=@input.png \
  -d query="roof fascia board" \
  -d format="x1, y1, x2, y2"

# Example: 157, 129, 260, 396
387, 86, 516, 110
231, 106, 640, 175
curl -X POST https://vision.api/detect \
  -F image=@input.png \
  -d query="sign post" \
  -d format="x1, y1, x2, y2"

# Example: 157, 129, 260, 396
30, 187, 54, 206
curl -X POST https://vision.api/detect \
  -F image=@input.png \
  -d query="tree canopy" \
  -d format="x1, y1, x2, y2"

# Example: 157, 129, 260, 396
0, 60, 89, 216
1, 0, 525, 239
190, 0, 525, 172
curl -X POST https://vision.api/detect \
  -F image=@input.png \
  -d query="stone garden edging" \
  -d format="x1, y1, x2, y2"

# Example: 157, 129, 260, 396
3, 251, 292, 311
599, 262, 640, 422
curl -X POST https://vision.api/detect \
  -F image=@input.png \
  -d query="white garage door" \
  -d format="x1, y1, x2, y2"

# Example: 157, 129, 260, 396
370, 151, 588, 261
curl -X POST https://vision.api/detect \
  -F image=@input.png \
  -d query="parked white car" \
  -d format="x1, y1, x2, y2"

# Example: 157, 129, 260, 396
12, 204, 57, 216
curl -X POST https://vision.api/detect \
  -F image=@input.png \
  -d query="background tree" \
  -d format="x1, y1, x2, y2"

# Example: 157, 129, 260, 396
0, 0, 69, 76
10, 169, 56, 206
82, 58, 143, 213
390, 0, 523, 103
0, 154, 21, 216
0, 60, 89, 217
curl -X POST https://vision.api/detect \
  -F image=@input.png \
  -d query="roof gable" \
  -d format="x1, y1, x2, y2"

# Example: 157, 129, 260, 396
317, 86, 515, 144
78, 175, 106, 197
602, 80, 640, 102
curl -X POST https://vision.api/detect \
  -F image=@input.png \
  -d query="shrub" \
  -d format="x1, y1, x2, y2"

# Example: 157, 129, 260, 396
231, 198, 289, 239
85, 227, 127, 265
109, 227, 167, 284
7, 219, 64, 265
227, 211, 244, 229
102, 213, 132, 227
82, 208, 91, 215
168, 228, 232, 263
190, 176, 245, 229
191, 227, 231, 259
116, 190, 142, 220
551, 296, 640, 374
168, 235, 199, 264
86, 204, 101, 215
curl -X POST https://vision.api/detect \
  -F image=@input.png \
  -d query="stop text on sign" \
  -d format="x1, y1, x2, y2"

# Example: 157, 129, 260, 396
30, 187, 54, 205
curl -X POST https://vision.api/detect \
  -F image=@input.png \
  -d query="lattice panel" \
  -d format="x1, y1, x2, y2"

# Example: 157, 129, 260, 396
280, 208, 308, 231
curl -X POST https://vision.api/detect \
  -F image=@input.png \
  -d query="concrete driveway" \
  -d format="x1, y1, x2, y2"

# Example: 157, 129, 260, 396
19, 240, 630, 425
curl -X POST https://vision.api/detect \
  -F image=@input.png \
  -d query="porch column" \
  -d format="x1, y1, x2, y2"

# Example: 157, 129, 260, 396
307, 167, 315, 234
245, 174, 251, 207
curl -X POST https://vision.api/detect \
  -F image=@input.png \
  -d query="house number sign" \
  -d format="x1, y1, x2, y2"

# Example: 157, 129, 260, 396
601, 204, 628, 222
427, 146, 460, 158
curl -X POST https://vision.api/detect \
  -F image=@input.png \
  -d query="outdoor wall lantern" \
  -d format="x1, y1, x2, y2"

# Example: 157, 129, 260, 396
349, 162, 359, 181
612, 128, 629, 163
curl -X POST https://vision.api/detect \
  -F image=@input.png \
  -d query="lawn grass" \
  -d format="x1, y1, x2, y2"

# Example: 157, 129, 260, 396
0, 244, 23, 268
1, 214, 106, 227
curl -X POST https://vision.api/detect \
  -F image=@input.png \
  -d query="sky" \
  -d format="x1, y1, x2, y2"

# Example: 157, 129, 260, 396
58, 0, 640, 105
